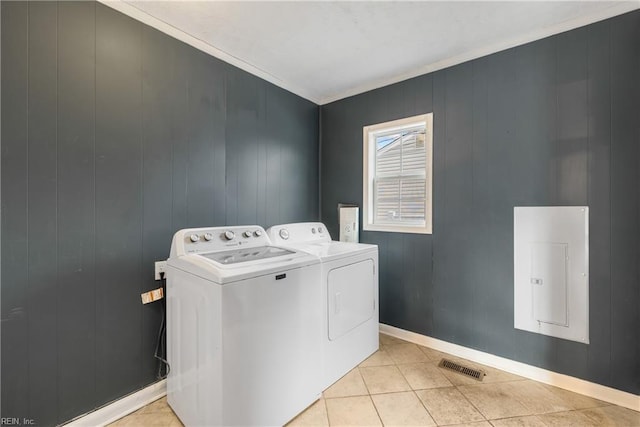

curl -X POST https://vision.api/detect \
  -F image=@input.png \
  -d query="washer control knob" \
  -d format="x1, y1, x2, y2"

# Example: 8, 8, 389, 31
203, 232, 214, 241
279, 229, 290, 240
243, 230, 252, 238
254, 230, 263, 237
318, 226, 324, 233
223, 230, 235, 241
189, 234, 200, 243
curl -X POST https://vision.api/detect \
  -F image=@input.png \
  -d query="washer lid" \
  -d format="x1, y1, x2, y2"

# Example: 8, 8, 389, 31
168, 247, 319, 284
201, 246, 296, 265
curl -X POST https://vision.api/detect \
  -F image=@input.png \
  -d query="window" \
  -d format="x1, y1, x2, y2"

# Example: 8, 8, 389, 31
363, 113, 433, 234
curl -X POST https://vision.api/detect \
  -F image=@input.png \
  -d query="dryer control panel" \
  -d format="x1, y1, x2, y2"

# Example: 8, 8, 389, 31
170, 225, 271, 257
267, 222, 331, 245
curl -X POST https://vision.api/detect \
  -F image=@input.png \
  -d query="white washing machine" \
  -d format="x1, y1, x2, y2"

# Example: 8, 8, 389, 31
166, 225, 322, 427
267, 222, 379, 390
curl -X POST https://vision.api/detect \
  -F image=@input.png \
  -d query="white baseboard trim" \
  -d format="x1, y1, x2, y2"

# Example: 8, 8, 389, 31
63, 379, 167, 427
379, 323, 640, 412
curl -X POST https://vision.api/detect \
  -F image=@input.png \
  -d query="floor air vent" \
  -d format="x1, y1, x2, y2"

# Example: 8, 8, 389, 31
438, 359, 486, 381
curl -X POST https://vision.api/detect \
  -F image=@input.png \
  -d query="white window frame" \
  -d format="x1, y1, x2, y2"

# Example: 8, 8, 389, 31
362, 113, 433, 234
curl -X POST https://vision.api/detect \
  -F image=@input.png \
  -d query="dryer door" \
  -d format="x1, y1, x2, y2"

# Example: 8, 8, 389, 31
327, 259, 375, 341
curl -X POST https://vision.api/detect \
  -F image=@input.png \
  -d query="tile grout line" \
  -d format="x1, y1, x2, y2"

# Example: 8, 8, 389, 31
451, 380, 489, 424
355, 365, 373, 397
389, 345, 440, 425
366, 393, 384, 426
411, 388, 438, 426
321, 396, 329, 426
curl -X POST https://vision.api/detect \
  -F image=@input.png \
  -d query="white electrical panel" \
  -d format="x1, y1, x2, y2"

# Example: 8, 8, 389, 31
514, 207, 589, 344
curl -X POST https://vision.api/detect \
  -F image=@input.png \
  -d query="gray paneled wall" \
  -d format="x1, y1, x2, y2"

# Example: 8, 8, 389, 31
1, 2, 319, 425
321, 11, 639, 395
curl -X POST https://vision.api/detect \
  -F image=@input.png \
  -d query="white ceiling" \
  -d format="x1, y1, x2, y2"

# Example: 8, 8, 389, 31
104, 1, 639, 105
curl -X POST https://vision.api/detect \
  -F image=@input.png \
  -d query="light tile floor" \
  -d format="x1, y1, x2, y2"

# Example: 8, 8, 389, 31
110, 334, 640, 426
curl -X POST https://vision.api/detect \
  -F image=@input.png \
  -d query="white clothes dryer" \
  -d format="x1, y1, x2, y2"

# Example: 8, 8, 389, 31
267, 222, 379, 390
166, 225, 322, 427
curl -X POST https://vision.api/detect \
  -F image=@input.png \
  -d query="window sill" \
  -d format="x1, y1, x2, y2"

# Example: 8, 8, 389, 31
363, 223, 432, 235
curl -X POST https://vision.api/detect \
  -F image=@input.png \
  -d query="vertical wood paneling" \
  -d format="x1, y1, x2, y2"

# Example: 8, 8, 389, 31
384, 233, 405, 324
469, 57, 490, 352
264, 84, 283, 227
276, 86, 308, 224
266, 83, 317, 223
360, 231, 386, 319
141, 27, 180, 383
264, 83, 319, 228
414, 74, 434, 117
586, 19, 612, 387
170, 43, 190, 232
27, 2, 59, 423
266, 88, 292, 223
1, 1, 30, 418
430, 70, 446, 340
609, 11, 640, 393
57, 1, 97, 421
440, 63, 475, 344
637, 12, 640, 398
227, 71, 260, 225
403, 234, 433, 335
296, 95, 320, 222
512, 38, 556, 206
95, 4, 143, 403
304, 99, 320, 219
555, 29, 589, 206
186, 50, 217, 227
638, 25, 640, 395
484, 50, 521, 359
255, 86, 268, 227
211, 60, 227, 227
319, 100, 337, 236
